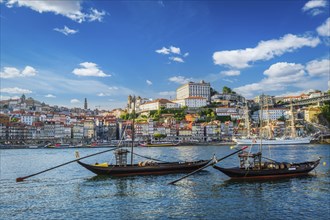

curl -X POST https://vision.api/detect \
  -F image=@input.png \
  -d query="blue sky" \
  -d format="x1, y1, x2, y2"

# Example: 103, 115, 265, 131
1, 0, 329, 110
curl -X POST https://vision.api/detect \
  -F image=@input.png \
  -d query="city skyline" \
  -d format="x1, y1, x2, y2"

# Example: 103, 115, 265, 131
1, 0, 329, 110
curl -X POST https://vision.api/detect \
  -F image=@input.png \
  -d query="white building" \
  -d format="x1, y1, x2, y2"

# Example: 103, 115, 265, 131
251, 108, 287, 122
176, 80, 211, 102
139, 99, 179, 111
173, 97, 207, 108
21, 114, 37, 126
215, 107, 243, 120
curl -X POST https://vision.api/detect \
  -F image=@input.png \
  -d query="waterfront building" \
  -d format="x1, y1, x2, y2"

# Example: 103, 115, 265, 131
205, 122, 219, 141
83, 119, 95, 139
135, 122, 149, 140
72, 123, 84, 140
44, 121, 55, 140
31, 121, 44, 140
178, 127, 192, 142
192, 123, 205, 141
176, 80, 211, 103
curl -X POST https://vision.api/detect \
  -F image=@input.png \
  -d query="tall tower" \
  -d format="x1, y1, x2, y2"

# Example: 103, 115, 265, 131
84, 98, 88, 110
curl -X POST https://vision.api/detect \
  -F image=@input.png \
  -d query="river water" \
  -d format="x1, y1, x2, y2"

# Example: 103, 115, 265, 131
1, 144, 329, 219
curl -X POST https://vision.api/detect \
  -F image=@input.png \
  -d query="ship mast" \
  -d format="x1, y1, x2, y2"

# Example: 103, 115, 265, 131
131, 96, 136, 165
244, 103, 250, 138
290, 100, 296, 138
259, 95, 264, 153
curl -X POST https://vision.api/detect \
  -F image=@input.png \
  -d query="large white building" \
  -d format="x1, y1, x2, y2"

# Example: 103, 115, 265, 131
251, 108, 287, 122
173, 97, 207, 108
139, 99, 179, 111
176, 81, 211, 103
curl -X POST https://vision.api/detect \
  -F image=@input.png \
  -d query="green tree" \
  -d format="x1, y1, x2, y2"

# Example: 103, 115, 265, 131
222, 86, 236, 94
320, 90, 330, 122
154, 133, 167, 140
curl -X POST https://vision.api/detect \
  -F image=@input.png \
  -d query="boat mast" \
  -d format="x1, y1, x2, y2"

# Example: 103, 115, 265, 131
290, 100, 296, 138
245, 103, 250, 138
131, 96, 136, 165
259, 95, 264, 153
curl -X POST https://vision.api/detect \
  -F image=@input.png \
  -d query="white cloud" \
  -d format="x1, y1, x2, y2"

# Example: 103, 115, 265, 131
223, 78, 234, 83
278, 89, 317, 97
233, 59, 329, 98
306, 59, 330, 76
97, 93, 107, 96
5, 0, 106, 23
87, 8, 106, 22
213, 34, 320, 69
146, 80, 153, 85
54, 26, 78, 36
108, 86, 119, 90
302, 0, 328, 15
170, 46, 181, 54
169, 57, 184, 63
317, 17, 330, 37
168, 76, 192, 84
0, 65, 37, 78
45, 94, 56, 98
155, 47, 170, 54
72, 62, 111, 77
234, 62, 307, 97
264, 62, 305, 79
0, 87, 32, 94
0, 95, 20, 100
21, 66, 37, 77
220, 70, 240, 76
156, 46, 188, 63
70, 99, 80, 103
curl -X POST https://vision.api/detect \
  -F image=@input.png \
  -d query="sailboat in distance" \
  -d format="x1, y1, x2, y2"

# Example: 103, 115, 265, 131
214, 99, 320, 179
234, 100, 311, 145
77, 95, 211, 177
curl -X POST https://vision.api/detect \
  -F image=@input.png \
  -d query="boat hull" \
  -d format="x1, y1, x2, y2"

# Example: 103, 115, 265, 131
213, 159, 320, 179
234, 137, 311, 145
77, 160, 210, 176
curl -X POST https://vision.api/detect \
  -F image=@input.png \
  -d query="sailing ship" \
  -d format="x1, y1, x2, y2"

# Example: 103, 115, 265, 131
234, 101, 311, 145
215, 99, 320, 179
77, 96, 210, 177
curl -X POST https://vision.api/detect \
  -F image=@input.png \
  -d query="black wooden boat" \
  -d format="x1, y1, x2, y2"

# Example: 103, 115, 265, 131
77, 97, 211, 177
213, 151, 321, 179
77, 158, 210, 177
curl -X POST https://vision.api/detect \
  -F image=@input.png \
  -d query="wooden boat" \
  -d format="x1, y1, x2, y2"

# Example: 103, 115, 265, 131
139, 141, 180, 147
214, 98, 320, 179
77, 157, 210, 177
77, 96, 209, 177
213, 151, 320, 179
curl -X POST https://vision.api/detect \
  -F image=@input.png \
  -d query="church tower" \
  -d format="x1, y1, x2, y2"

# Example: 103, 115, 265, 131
84, 98, 88, 110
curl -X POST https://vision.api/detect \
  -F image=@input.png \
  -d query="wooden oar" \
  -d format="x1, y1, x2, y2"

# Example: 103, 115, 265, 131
16, 146, 121, 182
168, 146, 248, 185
